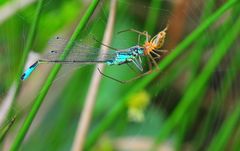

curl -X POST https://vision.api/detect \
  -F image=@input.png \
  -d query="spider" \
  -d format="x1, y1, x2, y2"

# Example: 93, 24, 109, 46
115, 25, 169, 82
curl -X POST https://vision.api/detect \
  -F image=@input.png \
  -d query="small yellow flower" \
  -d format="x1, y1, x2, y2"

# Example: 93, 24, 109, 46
127, 90, 150, 122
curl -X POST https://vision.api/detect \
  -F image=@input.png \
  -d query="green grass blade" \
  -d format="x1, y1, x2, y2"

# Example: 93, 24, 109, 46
0, 116, 16, 143
85, 0, 238, 148
174, 0, 216, 149
1, 0, 44, 146
187, 0, 216, 77
195, 48, 240, 149
154, 14, 240, 146
232, 127, 240, 151
9, 0, 100, 150
144, 0, 163, 34
16, 0, 44, 80
207, 99, 240, 151
194, 4, 240, 149
7, 0, 44, 124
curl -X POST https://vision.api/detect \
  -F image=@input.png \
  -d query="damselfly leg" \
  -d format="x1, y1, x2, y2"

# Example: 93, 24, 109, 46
97, 56, 153, 84
123, 56, 153, 83
91, 36, 119, 51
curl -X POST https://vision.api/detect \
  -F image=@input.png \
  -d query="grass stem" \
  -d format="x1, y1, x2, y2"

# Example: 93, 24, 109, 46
71, 0, 117, 150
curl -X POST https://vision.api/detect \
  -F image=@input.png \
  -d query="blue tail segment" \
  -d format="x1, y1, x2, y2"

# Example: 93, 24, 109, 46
21, 61, 39, 80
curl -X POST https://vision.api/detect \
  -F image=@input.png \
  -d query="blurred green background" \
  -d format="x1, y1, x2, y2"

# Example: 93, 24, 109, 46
0, 0, 240, 150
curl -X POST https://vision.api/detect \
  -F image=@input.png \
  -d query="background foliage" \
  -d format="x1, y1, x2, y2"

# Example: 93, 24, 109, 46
0, 0, 239, 150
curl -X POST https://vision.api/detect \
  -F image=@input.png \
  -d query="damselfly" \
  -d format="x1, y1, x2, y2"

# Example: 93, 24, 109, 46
21, 41, 146, 83
21, 26, 168, 83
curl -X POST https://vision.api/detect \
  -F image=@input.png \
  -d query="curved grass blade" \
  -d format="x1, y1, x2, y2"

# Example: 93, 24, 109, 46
195, 7, 240, 147
3, 0, 44, 129
207, 99, 240, 151
174, 0, 217, 149
10, 0, 100, 150
85, 0, 239, 149
0, 116, 16, 143
144, 0, 163, 34
195, 48, 240, 150
153, 14, 240, 146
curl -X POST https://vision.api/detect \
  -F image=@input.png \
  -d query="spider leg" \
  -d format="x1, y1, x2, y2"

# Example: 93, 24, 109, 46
117, 29, 151, 44
137, 34, 141, 45
163, 24, 169, 32
121, 56, 153, 83
97, 68, 125, 84
150, 51, 161, 58
148, 53, 160, 70
143, 31, 151, 43
155, 49, 168, 53
150, 34, 158, 43
98, 57, 153, 84
127, 63, 139, 74
118, 28, 147, 36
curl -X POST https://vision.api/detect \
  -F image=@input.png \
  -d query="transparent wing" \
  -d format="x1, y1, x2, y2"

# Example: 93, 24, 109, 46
44, 36, 116, 62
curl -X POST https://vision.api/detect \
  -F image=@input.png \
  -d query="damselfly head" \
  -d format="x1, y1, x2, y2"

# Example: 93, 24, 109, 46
130, 45, 144, 55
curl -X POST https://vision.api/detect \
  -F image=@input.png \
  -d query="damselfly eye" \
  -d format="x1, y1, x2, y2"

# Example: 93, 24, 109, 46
50, 50, 57, 53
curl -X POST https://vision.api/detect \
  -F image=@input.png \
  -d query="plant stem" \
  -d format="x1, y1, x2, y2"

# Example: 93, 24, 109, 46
144, 0, 163, 34
207, 98, 240, 151
195, 7, 240, 148
71, 0, 117, 150
174, 0, 217, 149
9, 0, 100, 150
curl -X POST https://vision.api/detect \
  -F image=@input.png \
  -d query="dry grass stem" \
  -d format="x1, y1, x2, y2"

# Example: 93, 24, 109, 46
71, 0, 117, 150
